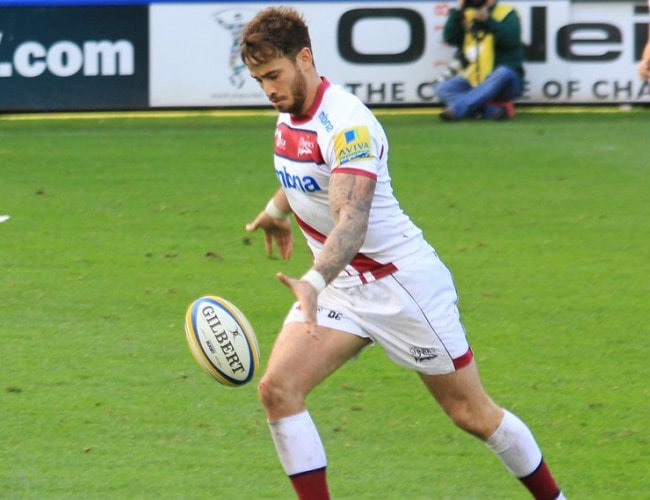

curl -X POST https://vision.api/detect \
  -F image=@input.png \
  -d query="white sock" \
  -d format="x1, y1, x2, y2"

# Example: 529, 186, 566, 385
268, 410, 327, 476
485, 409, 543, 478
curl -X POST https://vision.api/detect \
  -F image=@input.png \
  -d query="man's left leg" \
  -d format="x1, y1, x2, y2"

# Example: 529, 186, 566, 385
420, 360, 565, 500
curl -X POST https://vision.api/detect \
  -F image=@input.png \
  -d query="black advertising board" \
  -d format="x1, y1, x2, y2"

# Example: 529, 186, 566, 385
0, 6, 148, 111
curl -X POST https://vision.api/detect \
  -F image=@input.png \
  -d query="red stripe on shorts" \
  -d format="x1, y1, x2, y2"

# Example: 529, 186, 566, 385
453, 347, 474, 370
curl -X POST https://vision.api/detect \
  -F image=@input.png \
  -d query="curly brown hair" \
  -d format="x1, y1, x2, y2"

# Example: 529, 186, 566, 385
240, 6, 313, 65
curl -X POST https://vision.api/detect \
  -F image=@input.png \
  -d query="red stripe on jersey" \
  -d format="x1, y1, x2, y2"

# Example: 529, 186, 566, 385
294, 214, 327, 244
349, 254, 397, 282
275, 123, 324, 164
332, 167, 377, 181
294, 214, 397, 282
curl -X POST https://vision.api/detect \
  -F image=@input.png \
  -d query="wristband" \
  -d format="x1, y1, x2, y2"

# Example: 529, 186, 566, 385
265, 198, 290, 220
301, 269, 327, 294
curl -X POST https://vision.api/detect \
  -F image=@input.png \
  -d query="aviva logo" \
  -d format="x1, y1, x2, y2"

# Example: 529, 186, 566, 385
275, 165, 322, 193
335, 126, 371, 166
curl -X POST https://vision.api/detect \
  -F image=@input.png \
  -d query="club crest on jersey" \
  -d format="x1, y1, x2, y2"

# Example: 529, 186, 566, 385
275, 129, 287, 149
335, 126, 371, 165
298, 137, 315, 157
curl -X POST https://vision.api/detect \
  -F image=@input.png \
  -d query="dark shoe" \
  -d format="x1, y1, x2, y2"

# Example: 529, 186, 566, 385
486, 100, 516, 120
439, 108, 456, 121
501, 101, 516, 118
488, 106, 506, 120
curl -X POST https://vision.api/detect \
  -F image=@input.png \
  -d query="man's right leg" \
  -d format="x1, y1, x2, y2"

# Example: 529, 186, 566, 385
435, 75, 473, 120
259, 321, 369, 500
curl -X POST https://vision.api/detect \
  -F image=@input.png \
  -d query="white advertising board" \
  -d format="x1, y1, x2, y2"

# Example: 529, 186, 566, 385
149, 1, 650, 107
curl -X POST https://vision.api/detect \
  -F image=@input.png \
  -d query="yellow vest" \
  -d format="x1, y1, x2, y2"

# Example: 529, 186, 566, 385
462, 4, 513, 85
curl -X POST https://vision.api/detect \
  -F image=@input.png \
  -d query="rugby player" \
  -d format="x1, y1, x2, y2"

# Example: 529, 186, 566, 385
240, 7, 566, 499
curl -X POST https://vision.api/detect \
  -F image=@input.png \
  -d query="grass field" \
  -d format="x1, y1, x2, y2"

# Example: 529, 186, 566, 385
1, 108, 648, 499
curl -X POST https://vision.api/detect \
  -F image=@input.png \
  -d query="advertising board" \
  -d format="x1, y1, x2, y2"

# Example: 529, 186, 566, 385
149, 1, 650, 107
0, 6, 148, 111
0, 1, 648, 110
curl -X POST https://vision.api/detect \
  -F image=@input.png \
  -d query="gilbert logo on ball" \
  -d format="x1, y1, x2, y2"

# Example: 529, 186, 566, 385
185, 296, 260, 387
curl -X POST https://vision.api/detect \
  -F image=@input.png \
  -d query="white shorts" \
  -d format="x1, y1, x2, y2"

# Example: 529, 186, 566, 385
284, 246, 472, 375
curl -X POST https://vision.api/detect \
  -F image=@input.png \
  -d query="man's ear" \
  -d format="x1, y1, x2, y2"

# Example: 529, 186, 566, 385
297, 47, 313, 69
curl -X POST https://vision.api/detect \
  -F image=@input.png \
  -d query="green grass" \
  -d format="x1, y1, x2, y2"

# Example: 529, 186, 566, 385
1, 109, 648, 498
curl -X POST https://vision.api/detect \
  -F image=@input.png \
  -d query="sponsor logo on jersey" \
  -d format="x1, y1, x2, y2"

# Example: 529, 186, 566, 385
318, 111, 334, 132
275, 165, 322, 193
335, 126, 371, 165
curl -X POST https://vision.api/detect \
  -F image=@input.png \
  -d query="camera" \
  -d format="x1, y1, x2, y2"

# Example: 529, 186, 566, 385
462, 0, 489, 37
432, 49, 469, 86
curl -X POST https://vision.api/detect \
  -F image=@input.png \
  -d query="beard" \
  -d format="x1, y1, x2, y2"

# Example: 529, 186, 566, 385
283, 66, 308, 116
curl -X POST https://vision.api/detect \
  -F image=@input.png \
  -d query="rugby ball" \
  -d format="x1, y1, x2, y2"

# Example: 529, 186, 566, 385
184, 296, 260, 387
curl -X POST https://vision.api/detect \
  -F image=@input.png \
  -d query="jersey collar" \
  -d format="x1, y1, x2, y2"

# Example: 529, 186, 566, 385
291, 77, 330, 125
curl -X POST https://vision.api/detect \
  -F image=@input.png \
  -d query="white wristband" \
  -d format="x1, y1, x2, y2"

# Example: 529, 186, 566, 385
301, 269, 327, 294
265, 199, 290, 220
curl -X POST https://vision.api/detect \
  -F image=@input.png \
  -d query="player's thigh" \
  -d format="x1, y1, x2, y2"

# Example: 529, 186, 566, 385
264, 321, 370, 396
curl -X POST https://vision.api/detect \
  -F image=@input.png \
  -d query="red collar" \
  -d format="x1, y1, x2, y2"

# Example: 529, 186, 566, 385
290, 77, 330, 124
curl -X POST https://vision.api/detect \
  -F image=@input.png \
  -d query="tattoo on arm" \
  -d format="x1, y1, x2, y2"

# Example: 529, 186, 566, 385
313, 173, 375, 283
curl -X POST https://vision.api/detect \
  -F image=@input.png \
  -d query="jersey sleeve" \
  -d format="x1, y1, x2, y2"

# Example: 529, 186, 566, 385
330, 125, 379, 180
319, 87, 387, 180
321, 103, 385, 181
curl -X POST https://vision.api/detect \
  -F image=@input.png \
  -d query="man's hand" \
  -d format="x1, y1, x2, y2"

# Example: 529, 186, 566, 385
245, 211, 293, 260
276, 272, 320, 338
473, 5, 490, 22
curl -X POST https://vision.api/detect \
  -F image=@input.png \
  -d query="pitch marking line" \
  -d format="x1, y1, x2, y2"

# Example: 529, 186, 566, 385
0, 105, 645, 121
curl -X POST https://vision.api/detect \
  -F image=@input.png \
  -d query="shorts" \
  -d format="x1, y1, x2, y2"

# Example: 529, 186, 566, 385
283, 246, 472, 375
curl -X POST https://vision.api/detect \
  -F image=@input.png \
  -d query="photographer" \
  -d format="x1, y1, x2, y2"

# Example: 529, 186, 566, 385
435, 0, 524, 121
638, 0, 650, 80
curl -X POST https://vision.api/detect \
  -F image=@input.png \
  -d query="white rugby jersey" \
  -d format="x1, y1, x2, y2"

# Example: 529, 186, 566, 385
274, 78, 429, 286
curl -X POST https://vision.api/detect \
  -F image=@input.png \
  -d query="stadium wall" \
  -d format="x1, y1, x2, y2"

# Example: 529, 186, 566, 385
0, 0, 648, 111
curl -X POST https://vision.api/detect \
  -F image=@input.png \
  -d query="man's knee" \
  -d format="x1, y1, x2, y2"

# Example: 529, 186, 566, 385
258, 375, 282, 409
486, 66, 522, 98
446, 400, 503, 440
447, 402, 480, 435
258, 373, 304, 414
490, 65, 518, 80
434, 75, 470, 104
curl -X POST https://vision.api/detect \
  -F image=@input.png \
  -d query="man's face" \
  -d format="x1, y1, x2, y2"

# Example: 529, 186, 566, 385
247, 54, 308, 116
